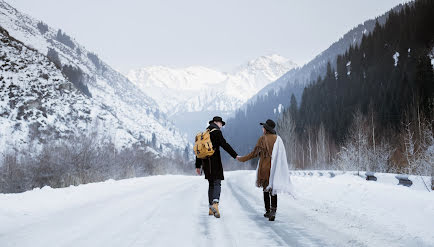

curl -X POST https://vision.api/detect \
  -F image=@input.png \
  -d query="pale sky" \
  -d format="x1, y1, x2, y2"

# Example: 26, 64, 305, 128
6, 0, 408, 73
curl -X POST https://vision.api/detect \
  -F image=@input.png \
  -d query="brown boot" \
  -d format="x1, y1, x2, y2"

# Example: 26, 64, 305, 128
209, 207, 213, 216
211, 202, 220, 218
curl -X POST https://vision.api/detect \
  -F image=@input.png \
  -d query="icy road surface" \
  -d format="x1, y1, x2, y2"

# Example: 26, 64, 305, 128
1, 171, 433, 247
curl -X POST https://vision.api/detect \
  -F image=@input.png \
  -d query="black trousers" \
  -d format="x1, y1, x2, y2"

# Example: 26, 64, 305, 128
208, 179, 221, 205
263, 191, 277, 210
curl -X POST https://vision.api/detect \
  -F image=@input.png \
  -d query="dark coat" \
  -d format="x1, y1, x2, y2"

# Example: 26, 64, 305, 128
195, 123, 238, 180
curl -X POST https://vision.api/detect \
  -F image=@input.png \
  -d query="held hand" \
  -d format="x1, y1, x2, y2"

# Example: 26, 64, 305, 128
196, 168, 201, 175
236, 156, 241, 162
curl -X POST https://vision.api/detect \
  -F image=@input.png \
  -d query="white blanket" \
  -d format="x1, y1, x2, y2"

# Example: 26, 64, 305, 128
257, 135, 294, 196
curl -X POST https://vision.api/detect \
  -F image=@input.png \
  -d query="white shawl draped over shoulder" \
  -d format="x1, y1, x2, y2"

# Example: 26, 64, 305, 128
256, 135, 294, 196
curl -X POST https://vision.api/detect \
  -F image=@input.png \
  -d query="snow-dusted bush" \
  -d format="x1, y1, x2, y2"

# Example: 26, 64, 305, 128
0, 133, 193, 193
36, 21, 48, 35
87, 52, 102, 71
55, 29, 75, 49
400, 111, 433, 177
335, 110, 394, 173
61, 65, 92, 97
336, 110, 369, 171
46, 48, 61, 69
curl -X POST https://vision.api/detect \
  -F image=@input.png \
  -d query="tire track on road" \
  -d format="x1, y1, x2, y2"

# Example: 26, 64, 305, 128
227, 180, 332, 247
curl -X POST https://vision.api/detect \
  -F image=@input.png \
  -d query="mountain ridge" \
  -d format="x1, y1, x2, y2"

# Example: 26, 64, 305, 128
127, 54, 297, 115
241, 3, 406, 110
127, 54, 297, 139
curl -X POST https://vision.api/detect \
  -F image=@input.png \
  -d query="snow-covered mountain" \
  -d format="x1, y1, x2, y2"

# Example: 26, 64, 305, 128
242, 4, 406, 109
127, 54, 297, 115
0, 0, 188, 154
127, 55, 297, 139
0, 26, 122, 152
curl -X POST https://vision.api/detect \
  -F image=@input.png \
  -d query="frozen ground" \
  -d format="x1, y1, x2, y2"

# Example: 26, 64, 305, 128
0, 171, 433, 247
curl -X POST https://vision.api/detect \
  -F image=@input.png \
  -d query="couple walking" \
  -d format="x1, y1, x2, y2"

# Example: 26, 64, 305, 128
195, 116, 293, 221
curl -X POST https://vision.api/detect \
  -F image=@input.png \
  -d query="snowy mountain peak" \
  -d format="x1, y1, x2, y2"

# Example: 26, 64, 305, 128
246, 54, 293, 68
127, 55, 297, 115
231, 55, 298, 97
127, 55, 297, 139
127, 65, 226, 91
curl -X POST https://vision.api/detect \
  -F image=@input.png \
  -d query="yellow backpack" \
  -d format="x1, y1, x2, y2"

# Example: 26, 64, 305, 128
194, 129, 217, 159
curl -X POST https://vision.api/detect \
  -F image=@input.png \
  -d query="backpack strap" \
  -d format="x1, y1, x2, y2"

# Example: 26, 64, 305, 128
208, 128, 218, 151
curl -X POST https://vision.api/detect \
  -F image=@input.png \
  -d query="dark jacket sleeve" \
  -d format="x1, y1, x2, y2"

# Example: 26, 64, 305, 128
215, 130, 238, 159
195, 156, 202, 169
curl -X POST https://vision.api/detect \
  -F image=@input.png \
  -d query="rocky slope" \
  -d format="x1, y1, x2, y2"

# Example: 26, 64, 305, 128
0, 0, 188, 154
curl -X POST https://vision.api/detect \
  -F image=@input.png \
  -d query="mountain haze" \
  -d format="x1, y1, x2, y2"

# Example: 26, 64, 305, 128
127, 54, 297, 139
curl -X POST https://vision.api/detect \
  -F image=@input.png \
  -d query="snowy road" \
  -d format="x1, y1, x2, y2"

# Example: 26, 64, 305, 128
1, 171, 433, 247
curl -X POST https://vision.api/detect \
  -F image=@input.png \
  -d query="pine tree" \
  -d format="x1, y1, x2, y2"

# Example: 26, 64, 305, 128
289, 94, 297, 119
37, 22, 48, 35
152, 133, 157, 148
47, 48, 61, 69
183, 146, 190, 161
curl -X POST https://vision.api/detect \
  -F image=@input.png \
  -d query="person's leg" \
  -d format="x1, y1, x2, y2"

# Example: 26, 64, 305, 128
263, 191, 271, 217
269, 193, 277, 221
263, 191, 271, 211
210, 179, 221, 218
271, 194, 277, 209
208, 179, 214, 206
212, 179, 221, 204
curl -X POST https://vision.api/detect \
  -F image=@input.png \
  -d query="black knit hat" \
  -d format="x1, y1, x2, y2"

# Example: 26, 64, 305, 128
260, 119, 276, 134
209, 116, 226, 126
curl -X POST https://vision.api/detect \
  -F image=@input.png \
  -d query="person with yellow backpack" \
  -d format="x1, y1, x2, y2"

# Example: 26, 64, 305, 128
194, 116, 238, 218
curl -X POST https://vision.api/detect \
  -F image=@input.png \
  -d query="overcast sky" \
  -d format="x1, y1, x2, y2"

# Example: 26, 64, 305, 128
6, 0, 408, 73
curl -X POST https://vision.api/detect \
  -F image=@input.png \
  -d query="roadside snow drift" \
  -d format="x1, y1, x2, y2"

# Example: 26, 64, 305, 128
0, 171, 433, 247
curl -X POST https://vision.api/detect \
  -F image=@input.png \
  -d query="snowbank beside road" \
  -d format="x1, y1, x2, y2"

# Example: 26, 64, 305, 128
290, 170, 432, 191
294, 174, 433, 245
1, 171, 433, 246
232, 171, 434, 246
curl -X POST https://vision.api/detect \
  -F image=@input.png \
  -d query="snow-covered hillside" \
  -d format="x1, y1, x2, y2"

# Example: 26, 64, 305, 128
127, 55, 297, 115
0, 0, 188, 154
1, 171, 433, 246
0, 26, 131, 153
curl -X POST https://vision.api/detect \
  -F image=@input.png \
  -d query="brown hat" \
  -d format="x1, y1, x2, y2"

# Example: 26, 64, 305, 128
209, 116, 226, 126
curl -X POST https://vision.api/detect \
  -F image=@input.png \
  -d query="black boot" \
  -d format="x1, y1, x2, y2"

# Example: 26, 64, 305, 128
263, 191, 271, 218
264, 209, 270, 218
269, 207, 276, 221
